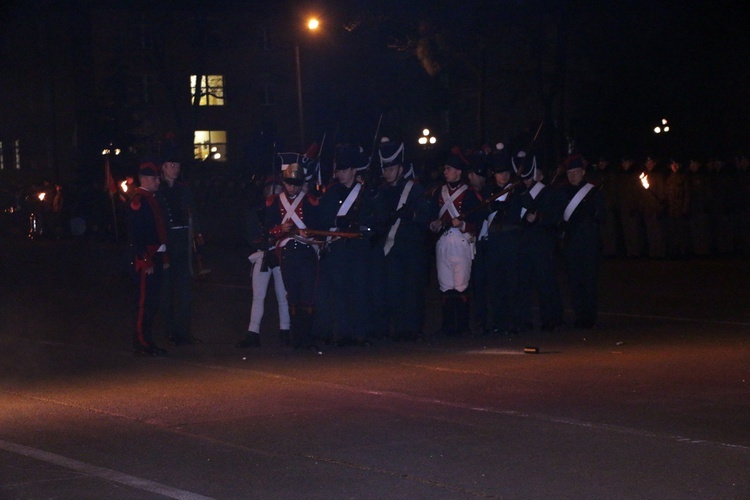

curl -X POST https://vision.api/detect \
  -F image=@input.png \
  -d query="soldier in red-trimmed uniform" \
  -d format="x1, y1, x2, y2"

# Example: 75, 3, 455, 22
127, 162, 170, 356
428, 149, 483, 337
262, 155, 320, 350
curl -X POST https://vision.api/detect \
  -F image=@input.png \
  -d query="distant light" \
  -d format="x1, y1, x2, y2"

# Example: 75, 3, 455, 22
210, 146, 218, 152
418, 137, 428, 145
662, 118, 668, 125
429, 137, 437, 144
654, 127, 661, 134
663, 126, 670, 132
307, 18, 320, 30
213, 153, 222, 160
422, 129, 430, 136
38, 192, 46, 201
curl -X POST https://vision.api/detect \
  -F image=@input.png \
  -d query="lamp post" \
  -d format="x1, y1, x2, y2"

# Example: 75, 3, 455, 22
295, 17, 320, 150
102, 143, 121, 241
418, 128, 437, 149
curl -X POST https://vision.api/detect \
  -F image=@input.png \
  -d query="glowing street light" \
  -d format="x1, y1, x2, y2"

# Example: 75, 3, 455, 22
654, 118, 670, 134
418, 128, 437, 147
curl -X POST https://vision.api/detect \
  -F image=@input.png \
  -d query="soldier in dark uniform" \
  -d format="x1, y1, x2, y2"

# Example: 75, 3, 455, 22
483, 148, 524, 335
686, 159, 712, 257
372, 139, 430, 341
264, 157, 320, 350
316, 144, 375, 346
466, 150, 491, 334
640, 156, 667, 259
615, 157, 645, 258
517, 153, 564, 332
428, 149, 483, 337
127, 162, 169, 356
157, 158, 203, 346
558, 154, 607, 329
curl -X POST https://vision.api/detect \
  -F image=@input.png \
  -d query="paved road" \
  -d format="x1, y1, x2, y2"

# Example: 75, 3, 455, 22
1, 237, 749, 499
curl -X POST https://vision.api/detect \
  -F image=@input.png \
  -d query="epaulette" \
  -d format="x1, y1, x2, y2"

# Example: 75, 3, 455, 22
265, 194, 277, 207
130, 194, 142, 210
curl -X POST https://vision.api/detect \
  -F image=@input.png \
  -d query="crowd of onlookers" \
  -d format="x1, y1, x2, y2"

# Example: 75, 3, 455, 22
588, 154, 750, 259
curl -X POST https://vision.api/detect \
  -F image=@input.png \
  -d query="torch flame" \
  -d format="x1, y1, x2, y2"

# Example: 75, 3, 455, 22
37, 192, 46, 201
639, 172, 649, 189
120, 180, 128, 193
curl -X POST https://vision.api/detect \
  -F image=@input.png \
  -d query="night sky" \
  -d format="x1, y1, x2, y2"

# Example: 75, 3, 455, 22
299, 0, 750, 160
2, 0, 749, 165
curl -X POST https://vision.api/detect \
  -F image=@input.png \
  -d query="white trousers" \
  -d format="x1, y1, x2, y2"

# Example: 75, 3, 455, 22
435, 229, 474, 293
248, 251, 291, 332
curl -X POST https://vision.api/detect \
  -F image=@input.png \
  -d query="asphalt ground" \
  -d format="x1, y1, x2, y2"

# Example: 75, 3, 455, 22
0, 235, 749, 499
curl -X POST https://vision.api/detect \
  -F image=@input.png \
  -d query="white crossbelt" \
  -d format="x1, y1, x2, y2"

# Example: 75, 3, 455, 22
520, 181, 545, 219
438, 184, 467, 220
563, 182, 595, 222
278, 193, 306, 247
384, 180, 413, 256
479, 189, 509, 241
328, 183, 362, 240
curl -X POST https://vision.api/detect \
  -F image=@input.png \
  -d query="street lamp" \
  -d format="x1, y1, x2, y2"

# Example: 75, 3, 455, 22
102, 143, 121, 241
418, 128, 437, 148
295, 17, 320, 149
654, 118, 670, 134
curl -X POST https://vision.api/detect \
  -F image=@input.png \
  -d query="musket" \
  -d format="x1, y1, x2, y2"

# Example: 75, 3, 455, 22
290, 227, 363, 239
436, 121, 544, 234
270, 140, 279, 195
366, 113, 384, 173
514, 120, 544, 178
457, 179, 522, 223
468, 120, 544, 219
315, 132, 326, 191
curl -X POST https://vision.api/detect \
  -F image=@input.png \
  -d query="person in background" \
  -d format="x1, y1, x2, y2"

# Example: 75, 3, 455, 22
158, 157, 203, 346
557, 154, 607, 329
127, 162, 169, 356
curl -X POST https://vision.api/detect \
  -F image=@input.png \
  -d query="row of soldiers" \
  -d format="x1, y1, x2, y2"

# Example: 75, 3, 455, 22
591, 155, 750, 259
235, 139, 606, 351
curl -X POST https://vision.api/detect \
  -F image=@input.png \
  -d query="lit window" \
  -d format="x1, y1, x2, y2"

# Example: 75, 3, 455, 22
194, 130, 227, 161
13, 139, 20, 169
190, 75, 225, 106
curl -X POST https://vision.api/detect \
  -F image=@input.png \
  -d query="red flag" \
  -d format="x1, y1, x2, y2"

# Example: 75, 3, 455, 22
104, 157, 117, 196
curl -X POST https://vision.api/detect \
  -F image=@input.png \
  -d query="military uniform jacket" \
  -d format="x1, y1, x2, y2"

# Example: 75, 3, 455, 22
373, 177, 429, 250
318, 181, 375, 233
265, 191, 320, 245
559, 180, 607, 246
127, 187, 169, 271
430, 181, 483, 236
519, 181, 562, 237
481, 182, 523, 239
157, 180, 199, 232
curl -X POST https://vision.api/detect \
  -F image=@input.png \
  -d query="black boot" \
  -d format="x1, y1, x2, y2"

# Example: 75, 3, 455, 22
279, 329, 291, 346
437, 290, 457, 337
292, 306, 319, 351
235, 331, 261, 348
455, 292, 471, 336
